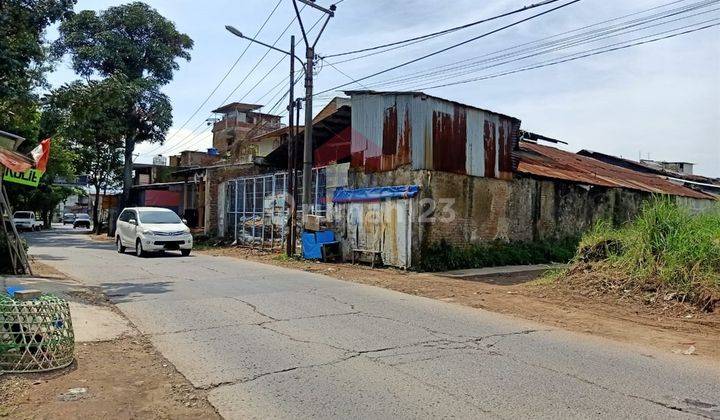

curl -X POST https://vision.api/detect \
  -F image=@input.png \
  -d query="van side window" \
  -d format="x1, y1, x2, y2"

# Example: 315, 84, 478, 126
119, 210, 130, 222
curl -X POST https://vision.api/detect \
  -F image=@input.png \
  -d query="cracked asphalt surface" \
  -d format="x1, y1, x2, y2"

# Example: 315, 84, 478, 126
27, 228, 720, 419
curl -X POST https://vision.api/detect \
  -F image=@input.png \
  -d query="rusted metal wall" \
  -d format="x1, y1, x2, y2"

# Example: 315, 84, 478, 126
332, 198, 413, 269
350, 92, 518, 179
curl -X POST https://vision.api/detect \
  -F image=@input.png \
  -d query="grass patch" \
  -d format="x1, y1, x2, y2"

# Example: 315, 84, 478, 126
528, 267, 568, 286
419, 237, 578, 272
573, 198, 720, 311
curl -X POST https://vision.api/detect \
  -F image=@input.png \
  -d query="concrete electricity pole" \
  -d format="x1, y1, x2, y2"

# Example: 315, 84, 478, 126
286, 35, 296, 256
291, 0, 336, 221
224, 26, 305, 255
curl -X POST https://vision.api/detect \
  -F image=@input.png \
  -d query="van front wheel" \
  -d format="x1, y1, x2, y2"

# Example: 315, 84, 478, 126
116, 237, 126, 253
136, 239, 146, 257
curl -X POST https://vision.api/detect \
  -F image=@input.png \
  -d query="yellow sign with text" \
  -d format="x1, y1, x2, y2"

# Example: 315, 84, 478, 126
3, 168, 44, 187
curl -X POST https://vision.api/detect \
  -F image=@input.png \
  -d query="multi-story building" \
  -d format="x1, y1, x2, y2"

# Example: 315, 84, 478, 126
210, 102, 283, 158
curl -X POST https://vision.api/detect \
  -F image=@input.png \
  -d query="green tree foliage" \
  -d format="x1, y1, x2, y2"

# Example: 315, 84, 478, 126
55, 2, 192, 83
45, 76, 135, 232
0, 0, 76, 139
55, 2, 193, 205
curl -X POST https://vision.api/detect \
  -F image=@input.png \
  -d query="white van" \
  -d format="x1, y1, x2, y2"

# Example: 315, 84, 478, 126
115, 207, 193, 257
13, 211, 41, 231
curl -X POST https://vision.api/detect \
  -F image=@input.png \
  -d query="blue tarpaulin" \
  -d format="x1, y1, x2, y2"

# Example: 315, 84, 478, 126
332, 185, 420, 203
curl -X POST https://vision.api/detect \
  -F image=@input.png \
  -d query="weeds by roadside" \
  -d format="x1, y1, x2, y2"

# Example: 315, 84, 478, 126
567, 198, 720, 311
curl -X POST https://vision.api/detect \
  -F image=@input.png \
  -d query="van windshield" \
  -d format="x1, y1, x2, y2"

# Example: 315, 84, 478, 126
138, 210, 181, 224
14, 212, 33, 219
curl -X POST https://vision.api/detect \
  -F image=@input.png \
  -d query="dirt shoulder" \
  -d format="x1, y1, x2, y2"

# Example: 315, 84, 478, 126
0, 261, 220, 420
200, 247, 720, 362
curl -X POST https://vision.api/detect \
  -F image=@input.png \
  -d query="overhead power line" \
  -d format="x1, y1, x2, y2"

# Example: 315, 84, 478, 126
153, 11, 327, 156
320, 0, 564, 59
141, 3, 310, 157
357, 0, 718, 91
144, 0, 283, 155
415, 21, 720, 91
314, 0, 582, 96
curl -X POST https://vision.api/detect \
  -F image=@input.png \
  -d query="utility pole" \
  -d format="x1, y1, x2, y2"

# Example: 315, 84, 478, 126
291, 0, 336, 222
224, 26, 306, 255
286, 35, 296, 256
289, 98, 303, 254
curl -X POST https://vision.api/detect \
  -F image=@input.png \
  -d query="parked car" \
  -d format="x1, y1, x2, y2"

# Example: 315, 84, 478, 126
13, 211, 42, 231
115, 207, 193, 257
62, 213, 76, 225
73, 213, 91, 229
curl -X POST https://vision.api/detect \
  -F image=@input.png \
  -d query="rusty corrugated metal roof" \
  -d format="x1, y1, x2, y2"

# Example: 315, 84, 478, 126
517, 141, 713, 200
345, 90, 521, 124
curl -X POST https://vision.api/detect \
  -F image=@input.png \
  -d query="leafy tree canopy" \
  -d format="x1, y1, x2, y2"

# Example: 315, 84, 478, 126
55, 2, 193, 84
54, 2, 192, 204
0, 0, 76, 139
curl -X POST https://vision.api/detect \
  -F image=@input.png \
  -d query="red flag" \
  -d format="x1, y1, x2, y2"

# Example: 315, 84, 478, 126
31, 138, 51, 172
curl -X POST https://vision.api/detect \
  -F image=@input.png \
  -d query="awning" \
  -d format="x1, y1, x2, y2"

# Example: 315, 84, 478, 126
0, 147, 34, 172
332, 185, 420, 203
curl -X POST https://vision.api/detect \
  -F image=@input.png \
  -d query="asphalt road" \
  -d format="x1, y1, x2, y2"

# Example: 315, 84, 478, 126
26, 227, 720, 419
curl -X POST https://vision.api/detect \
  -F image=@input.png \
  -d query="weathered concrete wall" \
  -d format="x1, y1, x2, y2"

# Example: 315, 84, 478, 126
344, 166, 712, 268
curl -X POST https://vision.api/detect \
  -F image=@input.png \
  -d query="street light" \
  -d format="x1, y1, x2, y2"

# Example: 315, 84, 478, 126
224, 25, 304, 256
224, 26, 304, 65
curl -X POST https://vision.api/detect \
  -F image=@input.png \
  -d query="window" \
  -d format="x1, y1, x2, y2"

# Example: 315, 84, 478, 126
119, 210, 134, 222
138, 210, 181, 224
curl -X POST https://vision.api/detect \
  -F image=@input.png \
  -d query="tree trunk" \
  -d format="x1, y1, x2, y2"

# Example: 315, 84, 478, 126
41, 209, 50, 229
121, 136, 135, 209
93, 183, 102, 234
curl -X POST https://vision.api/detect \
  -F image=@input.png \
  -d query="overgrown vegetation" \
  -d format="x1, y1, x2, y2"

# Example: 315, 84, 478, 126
572, 198, 719, 311
419, 237, 578, 272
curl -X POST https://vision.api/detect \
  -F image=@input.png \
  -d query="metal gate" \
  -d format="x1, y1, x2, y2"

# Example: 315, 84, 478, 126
225, 167, 326, 249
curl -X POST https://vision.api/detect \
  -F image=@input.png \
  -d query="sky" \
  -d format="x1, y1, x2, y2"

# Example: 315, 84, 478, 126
46, 0, 720, 177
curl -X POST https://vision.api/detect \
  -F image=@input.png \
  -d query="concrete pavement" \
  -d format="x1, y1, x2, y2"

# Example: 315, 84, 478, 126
26, 227, 720, 419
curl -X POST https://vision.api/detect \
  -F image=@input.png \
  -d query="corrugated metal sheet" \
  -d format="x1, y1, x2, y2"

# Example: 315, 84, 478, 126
518, 141, 713, 200
342, 198, 412, 268
349, 91, 519, 179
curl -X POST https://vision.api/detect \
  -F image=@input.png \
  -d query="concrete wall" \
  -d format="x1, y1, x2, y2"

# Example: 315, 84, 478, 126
341, 166, 712, 268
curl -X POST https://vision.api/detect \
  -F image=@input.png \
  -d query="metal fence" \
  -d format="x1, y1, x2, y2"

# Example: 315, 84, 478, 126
225, 167, 326, 249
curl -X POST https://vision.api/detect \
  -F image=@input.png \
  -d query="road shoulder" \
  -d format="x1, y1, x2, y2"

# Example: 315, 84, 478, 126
0, 261, 221, 419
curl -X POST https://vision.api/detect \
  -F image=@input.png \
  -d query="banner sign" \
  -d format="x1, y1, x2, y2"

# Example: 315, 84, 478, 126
0, 138, 51, 188
3, 168, 44, 187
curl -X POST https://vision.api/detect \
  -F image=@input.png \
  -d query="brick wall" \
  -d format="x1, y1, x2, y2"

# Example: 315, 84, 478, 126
204, 164, 264, 235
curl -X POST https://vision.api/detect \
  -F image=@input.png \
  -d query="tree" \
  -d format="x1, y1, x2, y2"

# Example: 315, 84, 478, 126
0, 0, 76, 139
46, 77, 131, 233
55, 2, 192, 206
